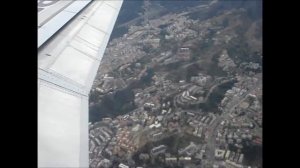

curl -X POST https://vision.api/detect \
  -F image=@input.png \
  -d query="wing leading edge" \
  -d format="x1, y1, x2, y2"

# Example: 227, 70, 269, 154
38, 0, 123, 167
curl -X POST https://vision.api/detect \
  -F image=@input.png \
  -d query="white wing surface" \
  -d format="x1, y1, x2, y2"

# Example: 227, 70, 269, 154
38, 0, 123, 167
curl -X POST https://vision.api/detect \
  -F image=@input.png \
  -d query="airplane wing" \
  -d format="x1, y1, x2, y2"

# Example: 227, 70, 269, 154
38, 0, 123, 167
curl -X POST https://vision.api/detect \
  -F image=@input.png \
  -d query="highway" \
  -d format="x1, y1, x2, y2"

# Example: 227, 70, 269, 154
205, 80, 261, 165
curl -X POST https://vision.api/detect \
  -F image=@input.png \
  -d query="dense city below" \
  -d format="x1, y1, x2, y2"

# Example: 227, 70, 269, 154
89, 0, 262, 168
